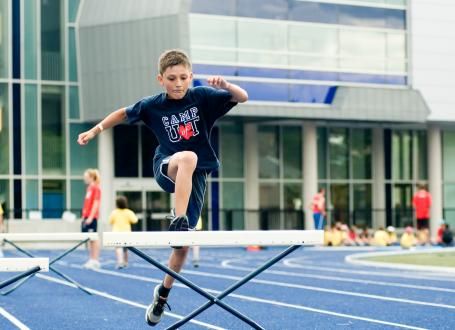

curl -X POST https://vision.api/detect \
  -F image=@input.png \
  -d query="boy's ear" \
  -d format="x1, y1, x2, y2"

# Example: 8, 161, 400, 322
157, 74, 163, 85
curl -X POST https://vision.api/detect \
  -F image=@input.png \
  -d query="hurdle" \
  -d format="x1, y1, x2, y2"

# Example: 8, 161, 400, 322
0, 233, 98, 295
0, 258, 49, 290
104, 230, 323, 330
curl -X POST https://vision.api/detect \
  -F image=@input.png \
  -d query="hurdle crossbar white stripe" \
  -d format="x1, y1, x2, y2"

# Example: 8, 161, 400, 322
0, 258, 49, 272
0, 233, 99, 242
103, 230, 323, 247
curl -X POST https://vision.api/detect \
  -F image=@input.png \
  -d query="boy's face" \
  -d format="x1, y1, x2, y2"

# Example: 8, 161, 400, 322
157, 64, 192, 100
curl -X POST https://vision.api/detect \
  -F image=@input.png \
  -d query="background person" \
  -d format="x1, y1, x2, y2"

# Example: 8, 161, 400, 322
412, 184, 432, 245
81, 169, 102, 270
311, 188, 326, 230
109, 196, 138, 269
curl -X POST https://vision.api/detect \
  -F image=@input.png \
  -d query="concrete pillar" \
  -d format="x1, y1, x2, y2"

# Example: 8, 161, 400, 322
244, 123, 259, 230
303, 122, 318, 230
428, 125, 443, 236
372, 127, 386, 229
98, 129, 115, 232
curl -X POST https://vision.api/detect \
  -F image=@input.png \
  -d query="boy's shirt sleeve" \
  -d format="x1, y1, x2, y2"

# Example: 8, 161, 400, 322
125, 97, 149, 124
202, 87, 238, 123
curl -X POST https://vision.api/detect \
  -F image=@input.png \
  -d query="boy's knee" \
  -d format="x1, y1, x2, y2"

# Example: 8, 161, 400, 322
178, 151, 198, 168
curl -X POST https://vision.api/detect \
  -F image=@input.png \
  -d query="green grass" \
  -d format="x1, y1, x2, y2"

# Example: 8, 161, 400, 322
364, 252, 455, 268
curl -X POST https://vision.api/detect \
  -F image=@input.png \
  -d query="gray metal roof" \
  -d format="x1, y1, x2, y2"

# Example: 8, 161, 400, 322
229, 86, 430, 123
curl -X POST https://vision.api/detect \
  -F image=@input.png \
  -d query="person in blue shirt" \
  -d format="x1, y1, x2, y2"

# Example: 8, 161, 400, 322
77, 49, 248, 326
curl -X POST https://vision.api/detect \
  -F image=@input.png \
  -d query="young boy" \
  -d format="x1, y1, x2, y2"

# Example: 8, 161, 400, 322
77, 49, 248, 326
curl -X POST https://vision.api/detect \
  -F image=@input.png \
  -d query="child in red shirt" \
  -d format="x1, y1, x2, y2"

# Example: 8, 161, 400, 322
412, 184, 432, 245
82, 169, 101, 269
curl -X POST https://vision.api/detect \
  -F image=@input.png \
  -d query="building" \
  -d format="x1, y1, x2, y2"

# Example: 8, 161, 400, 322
0, 0, 454, 235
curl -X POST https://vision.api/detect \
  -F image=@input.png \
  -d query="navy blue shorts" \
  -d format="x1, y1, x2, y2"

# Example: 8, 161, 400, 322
81, 218, 98, 232
153, 155, 209, 229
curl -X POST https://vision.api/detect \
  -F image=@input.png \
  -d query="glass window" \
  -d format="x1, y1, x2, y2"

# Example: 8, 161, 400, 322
387, 33, 406, 59
0, 0, 8, 78
353, 183, 372, 227
444, 184, 455, 228
340, 30, 386, 71
70, 179, 85, 216
443, 131, 455, 181
392, 130, 412, 180
69, 86, 80, 119
258, 126, 279, 179
24, 84, 39, 174
141, 126, 159, 177
68, 28, 78, 81
68, 0, 80, 23
351, 128, 372, 179
238, 0, 289, 20
25, 180, 39, 213
114, 125, 139, 177
317, 127, 327, 179
0, 84, 9, 174
41, 0, 64, 80
283, 126, 302, 179
259, 183, 280, 208
284, 183, 302, 210
238, 21, 287, 65
222, 182, 245, 229
329, 128, 349, 180
70, 124, 98, 175
190, 15, 236, 48
338, 5, 387, 29
191, 0, 236, 16
416, 131, 427, 180
331, 184, 349, 223
289, 2, 338, 24
42, 180, 66, 219
42, 86, 65, 174
24, 0, 37, 79
0, 179, 9, 218
220, 125, 244, 178
288, 25, 337, 56
146, 191, 170, 212
392, 183, 413, 227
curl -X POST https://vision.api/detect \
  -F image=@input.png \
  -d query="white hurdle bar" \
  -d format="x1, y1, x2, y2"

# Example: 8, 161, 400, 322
0, 233, 98, 295
0, 233, 99, 242
103, 230, 323, 330
103, 230, 323, 247
0, 258, 49, 272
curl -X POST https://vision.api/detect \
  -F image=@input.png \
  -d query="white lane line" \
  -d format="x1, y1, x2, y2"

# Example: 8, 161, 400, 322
280, 258, 455, 282
188, 262, 455, 294
0, 307, 31, 330
35, 274, 225, 330
61, 264, 428, 330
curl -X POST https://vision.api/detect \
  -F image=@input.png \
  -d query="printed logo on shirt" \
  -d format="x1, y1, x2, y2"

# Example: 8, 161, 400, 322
162, 107, 200, 143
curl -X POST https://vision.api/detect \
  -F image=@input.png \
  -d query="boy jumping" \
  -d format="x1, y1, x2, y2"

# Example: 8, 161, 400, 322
77, 49, 248, 326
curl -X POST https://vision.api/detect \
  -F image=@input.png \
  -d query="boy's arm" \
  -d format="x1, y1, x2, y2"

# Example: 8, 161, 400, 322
207, 76, 248, 103
77, 108, 127, 145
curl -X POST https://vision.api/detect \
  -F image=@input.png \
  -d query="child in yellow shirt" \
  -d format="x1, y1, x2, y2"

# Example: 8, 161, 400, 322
109, 196, 138, 269
401, 226, 417, 249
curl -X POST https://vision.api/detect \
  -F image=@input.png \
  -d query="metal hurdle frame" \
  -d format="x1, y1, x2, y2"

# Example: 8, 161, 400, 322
104, 230, 323, 330
0, 258, 49, 290
0, 233, 99, 295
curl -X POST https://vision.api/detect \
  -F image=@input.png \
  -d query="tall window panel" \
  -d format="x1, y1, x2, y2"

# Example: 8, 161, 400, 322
283, 126, 302, 179
69, 86, 80, 119
42, 86, 66, 174
25, 180, 39, 216
69, 124, 97, 175
351, 128, 372, 179
68, 28, 78, 81
24, 0, 37, 79
443, 131, 455, 227
41, 0, 64, 81
68, 0, 81, 23
24, 84, 39, 174
0, 84, 9, 174
329, 128, 349, 180
0, 179, 8, 218
222, 182, 244, 230
258, 126, 279, 179
42, 180, 65, 219
0, 0, 8, 77
70, 179, 86, 216
220, 125, 244, 178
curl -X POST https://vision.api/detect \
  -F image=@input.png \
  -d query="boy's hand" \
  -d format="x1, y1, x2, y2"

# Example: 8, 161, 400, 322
77, 130, 96, 146
207, 76, 230, 90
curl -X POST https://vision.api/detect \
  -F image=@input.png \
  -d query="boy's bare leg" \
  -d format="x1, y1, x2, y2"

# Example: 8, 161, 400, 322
115, 247, 124, 265
161, 151, 197, 291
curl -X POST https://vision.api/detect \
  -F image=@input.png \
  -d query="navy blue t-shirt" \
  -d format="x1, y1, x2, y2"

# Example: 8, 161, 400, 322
125, 86, 237, 170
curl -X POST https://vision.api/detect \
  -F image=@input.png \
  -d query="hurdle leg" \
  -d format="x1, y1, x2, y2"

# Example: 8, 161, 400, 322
0, 266, 41, 290
1, 239, 92, 295
167, 245, 301, 330
128, 247, 265, 330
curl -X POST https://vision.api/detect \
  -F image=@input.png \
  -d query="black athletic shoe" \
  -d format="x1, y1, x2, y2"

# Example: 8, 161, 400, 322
167, 214, 189, 249
145, 285, 171, 326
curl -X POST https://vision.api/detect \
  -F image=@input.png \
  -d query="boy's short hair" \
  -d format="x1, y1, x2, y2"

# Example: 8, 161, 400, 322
116, 195, 128, 209
158, 49, 191, 75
